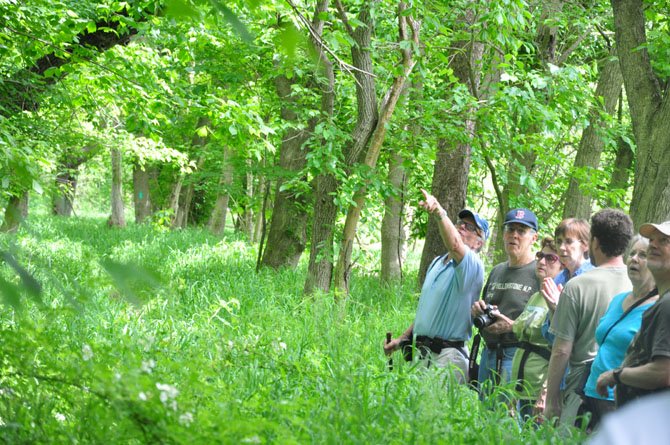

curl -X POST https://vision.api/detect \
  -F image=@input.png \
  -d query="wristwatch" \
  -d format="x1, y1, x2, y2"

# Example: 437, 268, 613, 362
613, 367, 624, 385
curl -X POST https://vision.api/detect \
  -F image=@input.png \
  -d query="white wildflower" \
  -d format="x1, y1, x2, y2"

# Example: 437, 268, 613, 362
138, 392, 148, 401
227, 340, 234, 349
156, 383, 178, 406
54, 412, 66, 422
81, 344, 93, 361
241, 435, 261, 444
141, 359, 156, 374
178, 412, 194, 426
278, 342, 287, 350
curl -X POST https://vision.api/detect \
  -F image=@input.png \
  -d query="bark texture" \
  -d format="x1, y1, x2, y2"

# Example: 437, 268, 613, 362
380, 152, 408, 283
611, 0, 670, 226
418, 9, 483, 285
260, 73, 313, 269
207, 148, 234, 235
562, 49, 623, 219
332, 1, 420, 294
133, 163, 152, 224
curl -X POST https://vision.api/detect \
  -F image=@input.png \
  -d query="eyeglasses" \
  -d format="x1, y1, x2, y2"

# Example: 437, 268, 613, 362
504, 224, 532, 235
456, 220, 481, 236
536, 251, 560, 264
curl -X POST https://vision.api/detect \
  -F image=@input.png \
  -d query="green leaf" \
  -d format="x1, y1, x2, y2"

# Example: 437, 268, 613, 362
100, 259, 162, 307
164, 0, 200, 18
210, 0, 253, 43
32, 179, 43, 195
0, 252, 42, 303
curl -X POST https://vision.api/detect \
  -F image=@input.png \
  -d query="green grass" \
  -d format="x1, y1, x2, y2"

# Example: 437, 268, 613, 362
0, 215, 585, 444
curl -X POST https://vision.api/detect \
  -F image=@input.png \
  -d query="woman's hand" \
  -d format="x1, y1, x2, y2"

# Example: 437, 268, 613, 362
540, 277, 563, 311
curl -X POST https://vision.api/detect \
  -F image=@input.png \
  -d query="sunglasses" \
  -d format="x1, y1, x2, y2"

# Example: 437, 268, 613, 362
536, 251, 560, 264
456, 220, 481, 236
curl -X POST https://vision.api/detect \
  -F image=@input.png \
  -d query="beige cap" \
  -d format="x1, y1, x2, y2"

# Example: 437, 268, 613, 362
640, 220, 670, 238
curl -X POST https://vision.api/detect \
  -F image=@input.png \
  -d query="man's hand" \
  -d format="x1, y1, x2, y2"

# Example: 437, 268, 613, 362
383, 337, 403, 356
484, 310, 513, 335
419, 189, 441, 215
596, 370, 616, 397
471, 300, 489, 317
540, 277, 563, 311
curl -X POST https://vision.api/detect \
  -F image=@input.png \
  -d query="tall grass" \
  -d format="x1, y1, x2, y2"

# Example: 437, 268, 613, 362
0, 215, 584, 443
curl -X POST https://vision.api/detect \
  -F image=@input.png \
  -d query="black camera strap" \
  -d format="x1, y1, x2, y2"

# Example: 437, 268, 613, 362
468, 333, 481, 386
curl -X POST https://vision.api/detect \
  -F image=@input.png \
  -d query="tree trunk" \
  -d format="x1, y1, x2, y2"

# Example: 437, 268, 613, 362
0, 192, 29, 233
418, 8, 484, 285
260, 73, 313, 269
332, 2, 420, 294
168, 174, 183, 228
110, 148, 126, 227
606, 135, 634, 207
611, 0, 670, 227
304, 173, 339, 295
53, 172, 77, 217
380, 152, 408, 283
133, 163, 152, 224
174, 157, 204, 229
562, 49, 623, 219
208, 148, 234, 235
302, 0, 337, 293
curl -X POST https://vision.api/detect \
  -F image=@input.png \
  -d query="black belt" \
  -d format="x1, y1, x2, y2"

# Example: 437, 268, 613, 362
415, 336, 467, 361
515, 341, 552, 393
485, 342, 520, 350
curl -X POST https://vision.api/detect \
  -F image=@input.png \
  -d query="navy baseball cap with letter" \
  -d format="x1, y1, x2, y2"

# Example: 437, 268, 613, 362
458, 209, 490, 241
504, 208, 538, 232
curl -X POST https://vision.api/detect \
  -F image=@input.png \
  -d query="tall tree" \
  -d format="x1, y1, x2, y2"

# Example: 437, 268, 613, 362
417, 6, 484, 285
562, 47, 623, 219
262, 0, 332, 269
611, 0, 670, 226
332, 0, 420, 294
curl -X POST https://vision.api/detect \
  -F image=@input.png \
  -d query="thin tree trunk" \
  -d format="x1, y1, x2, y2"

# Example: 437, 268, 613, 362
611, 0, 670, 226
133, 163, 152, 224
302, 0, 336, 293
332, 1, 419, 294
562, 49, 623, 219
110, 148, 126, 227
380, 152, 408, 283
0, 192, 29, 233
175, 157, 204, 229
169, 174, 184, 227
208, 148, 234, 235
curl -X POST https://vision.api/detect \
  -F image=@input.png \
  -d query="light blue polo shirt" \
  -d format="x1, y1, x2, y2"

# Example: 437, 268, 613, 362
413, 249, 484, 341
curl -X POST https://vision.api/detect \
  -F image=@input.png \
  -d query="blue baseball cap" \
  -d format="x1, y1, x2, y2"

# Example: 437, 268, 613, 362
504, 208, 538, 232
458, 209, 490, 241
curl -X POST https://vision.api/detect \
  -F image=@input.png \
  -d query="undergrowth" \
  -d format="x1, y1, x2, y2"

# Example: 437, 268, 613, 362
0, 216, 585, 444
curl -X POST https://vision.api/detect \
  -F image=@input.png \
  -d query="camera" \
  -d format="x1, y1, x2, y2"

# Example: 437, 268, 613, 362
473, 304, 497, 329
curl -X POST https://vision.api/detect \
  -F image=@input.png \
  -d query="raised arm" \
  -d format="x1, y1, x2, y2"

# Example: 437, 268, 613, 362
419, 189, 469, 263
